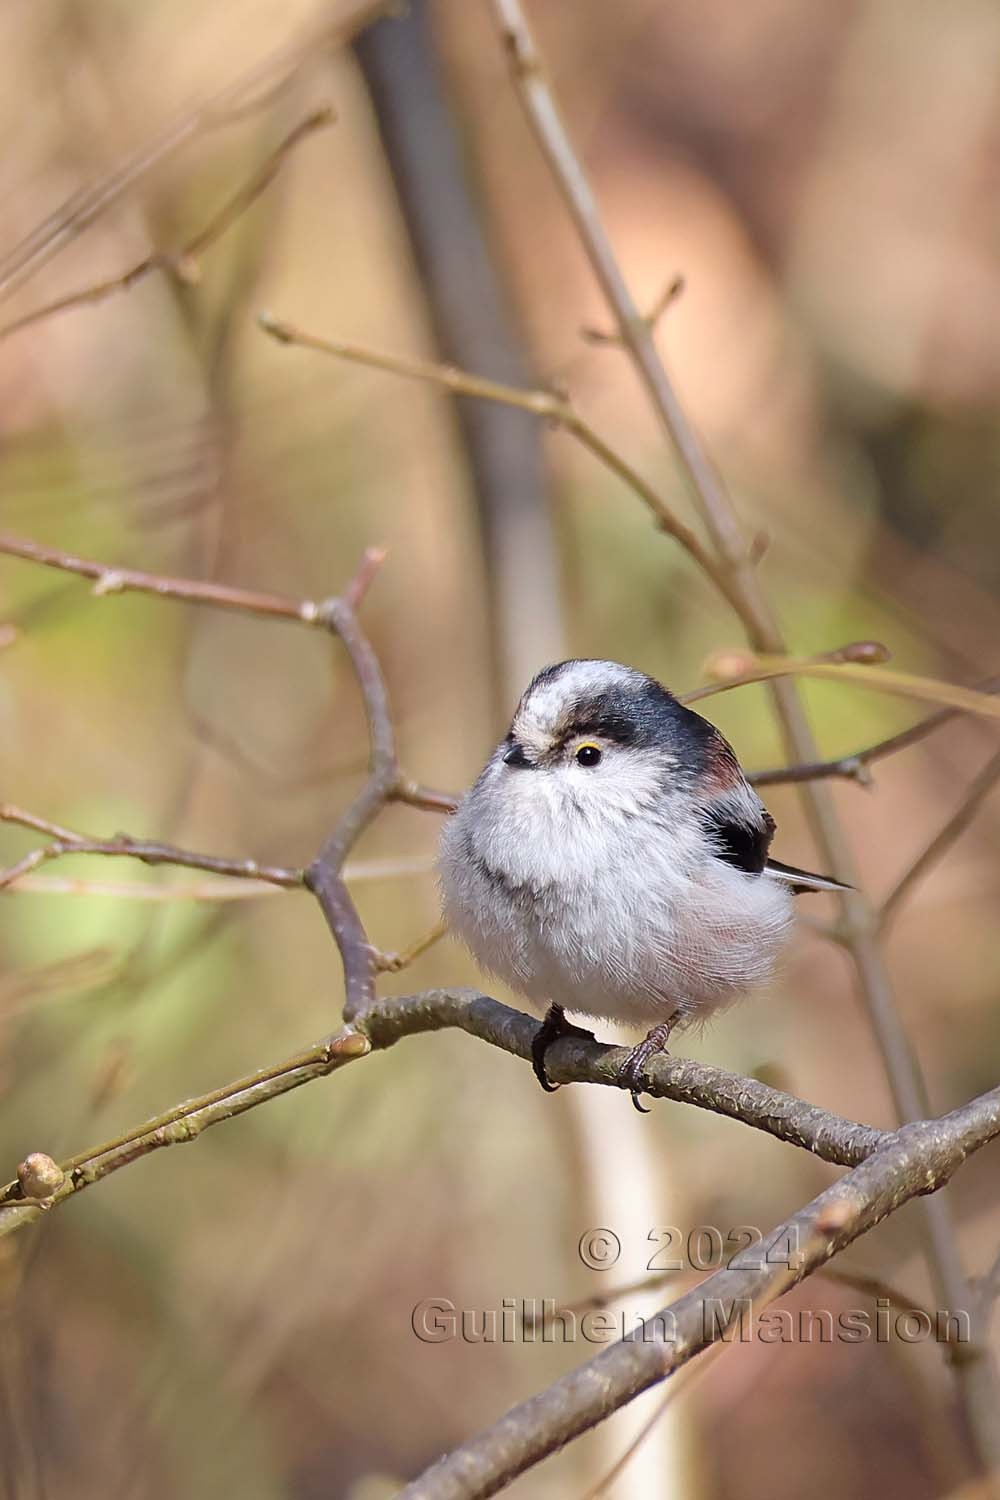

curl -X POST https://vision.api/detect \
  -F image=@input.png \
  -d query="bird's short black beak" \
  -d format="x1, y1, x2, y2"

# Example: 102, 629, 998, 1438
503, 741, 532, 769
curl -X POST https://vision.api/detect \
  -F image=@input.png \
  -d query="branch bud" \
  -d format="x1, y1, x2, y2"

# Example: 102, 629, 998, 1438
17, 1152, 64, 1201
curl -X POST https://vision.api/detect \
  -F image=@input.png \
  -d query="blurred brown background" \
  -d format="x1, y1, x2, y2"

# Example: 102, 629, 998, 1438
1, 1, 999, 1496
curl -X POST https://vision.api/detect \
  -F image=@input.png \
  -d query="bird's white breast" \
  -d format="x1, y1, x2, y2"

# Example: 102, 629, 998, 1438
438, 763, 793, 1030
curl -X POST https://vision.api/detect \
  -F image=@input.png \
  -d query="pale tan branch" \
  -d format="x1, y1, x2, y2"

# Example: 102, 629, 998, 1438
690, 649, 1000, 724
0, 854, 436, 903
0, 531, 321, 623
580, 1349, 719, 1500
257, 313, 744, 613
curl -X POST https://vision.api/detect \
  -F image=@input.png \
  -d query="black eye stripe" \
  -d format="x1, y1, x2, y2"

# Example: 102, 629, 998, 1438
557, 716, 636, 748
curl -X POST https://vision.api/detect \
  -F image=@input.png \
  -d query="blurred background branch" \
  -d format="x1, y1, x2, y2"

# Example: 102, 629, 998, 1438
0, 108, 335, 344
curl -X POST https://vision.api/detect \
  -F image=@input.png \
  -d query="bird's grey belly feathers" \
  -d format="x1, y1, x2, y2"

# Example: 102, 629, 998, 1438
439, 802, 793, 1029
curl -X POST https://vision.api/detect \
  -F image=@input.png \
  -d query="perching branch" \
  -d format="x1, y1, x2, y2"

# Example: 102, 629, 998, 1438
0, 986, 892, 1236
400, 1083, 1000, 1500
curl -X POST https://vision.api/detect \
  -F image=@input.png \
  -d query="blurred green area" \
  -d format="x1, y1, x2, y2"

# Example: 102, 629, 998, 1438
1, 2, 999, 1498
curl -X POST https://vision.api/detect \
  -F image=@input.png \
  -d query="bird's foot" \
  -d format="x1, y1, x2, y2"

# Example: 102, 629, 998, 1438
619, 1019, 679, 1113
532, 1004, 595, 1094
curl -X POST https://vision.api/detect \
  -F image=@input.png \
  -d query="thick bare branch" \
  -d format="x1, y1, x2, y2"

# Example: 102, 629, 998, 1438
0, 987, 893, 1237
401, 1085, 1000, 1499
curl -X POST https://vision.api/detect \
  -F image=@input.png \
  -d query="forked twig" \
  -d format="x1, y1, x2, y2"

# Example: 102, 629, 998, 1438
0, 534, 430, 1031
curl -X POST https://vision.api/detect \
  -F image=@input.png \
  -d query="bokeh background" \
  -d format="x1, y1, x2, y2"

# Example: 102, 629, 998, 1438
1, 1, 999, 1496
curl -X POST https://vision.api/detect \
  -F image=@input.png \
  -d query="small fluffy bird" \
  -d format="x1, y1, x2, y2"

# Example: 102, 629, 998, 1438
438, 659, 846, 1109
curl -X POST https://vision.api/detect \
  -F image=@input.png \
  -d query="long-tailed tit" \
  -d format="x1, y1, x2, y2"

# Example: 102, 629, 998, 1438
438, 659, 847, 1109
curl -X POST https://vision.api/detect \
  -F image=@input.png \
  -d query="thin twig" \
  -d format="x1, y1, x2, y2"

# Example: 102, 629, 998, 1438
0, 0, 394, 304
396, 778, 461, 813
581, 1346, 722, 1500
879, 747, 1000, 931
580, 274, 685, 347
527, 1262, 937, 1336
0, 987, 892, 1235
0, 1030, 370, 1233
0, 803, 301, 890
977, 1244, 1000, 1330
749, 674, 1000, 787
305, 556, 403, 1022
0, 531, 323, 623
0, 110, 335, 343
374, 920, 448, 973
257, 314, 743, 613
0, 854, 436, 902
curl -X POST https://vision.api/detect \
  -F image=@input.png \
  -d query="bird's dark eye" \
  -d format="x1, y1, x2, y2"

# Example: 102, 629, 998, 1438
575, 743, 602, 768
